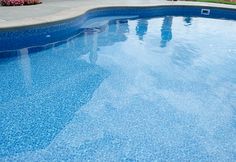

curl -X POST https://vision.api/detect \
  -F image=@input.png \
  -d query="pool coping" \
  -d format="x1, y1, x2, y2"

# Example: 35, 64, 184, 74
0, 1, 236, 30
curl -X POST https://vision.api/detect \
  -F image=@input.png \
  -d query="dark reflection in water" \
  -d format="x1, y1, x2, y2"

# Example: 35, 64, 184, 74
136, 19, 148, 41
0, 19, 129, 157
184, 17, 192, 26
160, 16, 173, 48
107, 19, 129, 43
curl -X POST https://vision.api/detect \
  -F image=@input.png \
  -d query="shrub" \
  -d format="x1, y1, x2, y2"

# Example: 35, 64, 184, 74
24, 0, 40, 5
1, 0, 24, 6
0, 0, 41, 6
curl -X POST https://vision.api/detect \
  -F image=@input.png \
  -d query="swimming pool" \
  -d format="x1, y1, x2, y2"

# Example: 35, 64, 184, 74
0, 6, 236, 161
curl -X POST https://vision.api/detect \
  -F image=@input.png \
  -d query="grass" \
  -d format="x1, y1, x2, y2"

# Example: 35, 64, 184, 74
190, 0, 236, 5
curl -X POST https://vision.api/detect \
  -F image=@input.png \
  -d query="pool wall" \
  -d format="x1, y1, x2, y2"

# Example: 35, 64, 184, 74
0, 6, 235, 53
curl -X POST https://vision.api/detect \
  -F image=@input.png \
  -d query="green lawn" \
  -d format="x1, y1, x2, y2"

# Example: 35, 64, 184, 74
191, 0, 236, 5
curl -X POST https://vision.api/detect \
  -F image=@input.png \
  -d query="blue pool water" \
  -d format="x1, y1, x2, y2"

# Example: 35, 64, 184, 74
0, 7, 236, 161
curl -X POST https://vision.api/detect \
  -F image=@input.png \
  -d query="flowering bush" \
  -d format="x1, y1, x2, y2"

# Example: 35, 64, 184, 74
24, 0, 40, 5
1, 0, 24, 6
0, 0, 41, 6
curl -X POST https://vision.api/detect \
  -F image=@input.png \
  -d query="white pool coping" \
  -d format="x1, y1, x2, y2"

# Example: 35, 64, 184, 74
0, 1, 235, 30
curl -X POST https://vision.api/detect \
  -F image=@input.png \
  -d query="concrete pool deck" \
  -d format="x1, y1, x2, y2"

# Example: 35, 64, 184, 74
0, 0, 236, 29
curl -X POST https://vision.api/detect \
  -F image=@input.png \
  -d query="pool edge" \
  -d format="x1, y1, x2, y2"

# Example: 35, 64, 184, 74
0, 1, 236, 31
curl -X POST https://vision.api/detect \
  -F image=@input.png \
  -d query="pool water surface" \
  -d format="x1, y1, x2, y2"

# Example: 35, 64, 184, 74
0, 15, 236, 161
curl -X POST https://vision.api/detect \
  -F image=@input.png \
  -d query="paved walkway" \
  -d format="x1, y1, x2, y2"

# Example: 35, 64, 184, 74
0, 0, 166, 21
0, 0, 235, 29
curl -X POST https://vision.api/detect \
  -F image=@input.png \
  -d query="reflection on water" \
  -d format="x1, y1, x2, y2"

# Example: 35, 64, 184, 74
184, 17, 192, 26
89, 32, 98, 64
136, 19, 148, 40
160, 16, 173, 48
83, 31, 98, 64
19, 48, 32, 89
